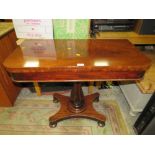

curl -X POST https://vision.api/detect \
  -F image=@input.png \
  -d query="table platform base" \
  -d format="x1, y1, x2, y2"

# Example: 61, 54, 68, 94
49, 82, 106, 128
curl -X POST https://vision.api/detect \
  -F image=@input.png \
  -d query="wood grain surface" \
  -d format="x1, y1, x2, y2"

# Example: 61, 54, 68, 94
3, 39, 151, 82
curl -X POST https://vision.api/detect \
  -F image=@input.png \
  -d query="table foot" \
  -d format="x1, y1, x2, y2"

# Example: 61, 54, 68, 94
98, 121, 105, 127
53, 93, 64, 103
49, 122, 57, 128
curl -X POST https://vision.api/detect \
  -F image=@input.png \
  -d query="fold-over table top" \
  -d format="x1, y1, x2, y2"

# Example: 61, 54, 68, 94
3, 39, 151, 82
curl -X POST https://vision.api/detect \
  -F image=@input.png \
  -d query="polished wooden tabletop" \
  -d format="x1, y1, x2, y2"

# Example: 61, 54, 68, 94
3, 39, 151, 82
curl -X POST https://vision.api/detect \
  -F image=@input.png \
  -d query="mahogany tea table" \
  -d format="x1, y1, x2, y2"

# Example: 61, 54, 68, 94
3, 39, 151, 127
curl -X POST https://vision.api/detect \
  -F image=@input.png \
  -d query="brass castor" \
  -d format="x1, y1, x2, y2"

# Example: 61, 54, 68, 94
98, 121, 105, 127
94, 96, 99, 102
53, 97, 59, 103
49, 122, 57, 128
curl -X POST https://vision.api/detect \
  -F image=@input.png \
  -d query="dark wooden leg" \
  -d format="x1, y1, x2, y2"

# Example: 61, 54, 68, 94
49, 82, 106, 128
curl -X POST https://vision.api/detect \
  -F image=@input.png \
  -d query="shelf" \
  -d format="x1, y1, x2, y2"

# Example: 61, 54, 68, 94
0, 22, 14, 38
136, 51, 155, 94
96, 32, 155, 44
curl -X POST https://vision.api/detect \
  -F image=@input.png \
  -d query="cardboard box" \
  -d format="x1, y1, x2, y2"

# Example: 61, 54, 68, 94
13, 19, 53, 39
53, 19, 90, 39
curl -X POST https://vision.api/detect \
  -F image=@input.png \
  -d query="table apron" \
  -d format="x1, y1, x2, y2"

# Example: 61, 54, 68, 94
10, 70, 145, 82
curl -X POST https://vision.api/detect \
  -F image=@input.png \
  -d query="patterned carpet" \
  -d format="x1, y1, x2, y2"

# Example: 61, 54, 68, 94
0, 86, 131, 135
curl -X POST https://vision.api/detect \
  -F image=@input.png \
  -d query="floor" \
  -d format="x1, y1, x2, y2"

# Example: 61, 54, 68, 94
94, 85, 139, 134
17, 84, 139, 134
